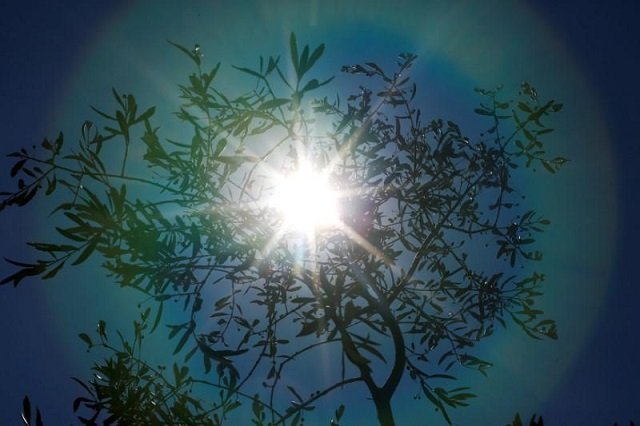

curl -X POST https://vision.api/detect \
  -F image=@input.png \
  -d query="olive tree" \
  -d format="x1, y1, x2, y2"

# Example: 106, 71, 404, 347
2, 34, 565, 425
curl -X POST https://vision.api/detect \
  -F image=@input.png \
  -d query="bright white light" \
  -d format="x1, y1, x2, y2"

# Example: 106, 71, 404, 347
272, 164, 340, 235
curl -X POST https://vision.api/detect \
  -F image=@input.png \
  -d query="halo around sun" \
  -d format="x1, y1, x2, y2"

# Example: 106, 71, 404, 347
41, 1, 616, 424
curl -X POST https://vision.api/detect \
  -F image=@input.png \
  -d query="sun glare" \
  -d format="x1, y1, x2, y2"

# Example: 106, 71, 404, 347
272, 164, 340, 236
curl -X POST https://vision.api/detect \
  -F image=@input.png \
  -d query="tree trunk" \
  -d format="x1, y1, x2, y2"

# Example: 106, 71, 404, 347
374, 394, 395, 426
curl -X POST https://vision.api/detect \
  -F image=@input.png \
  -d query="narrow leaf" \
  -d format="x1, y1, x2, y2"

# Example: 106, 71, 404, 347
78, 333, 93, 348
174, 321, 195, 354
289, 33, 299, 75
10, 159, 27, 177
72, 238, 99, 266
258, 98, 289, 110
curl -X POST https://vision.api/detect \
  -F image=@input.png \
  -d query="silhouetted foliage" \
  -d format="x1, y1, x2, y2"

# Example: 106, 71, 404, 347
2, 34, 566, 425
20, 396, 44, 426
507, 413, 544, 426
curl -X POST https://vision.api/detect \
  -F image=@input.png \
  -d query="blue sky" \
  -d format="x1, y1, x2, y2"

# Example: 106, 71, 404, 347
0, 1, 638, 424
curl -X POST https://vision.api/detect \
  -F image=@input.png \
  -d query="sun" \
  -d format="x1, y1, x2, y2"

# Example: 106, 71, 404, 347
271, 163, 340, 236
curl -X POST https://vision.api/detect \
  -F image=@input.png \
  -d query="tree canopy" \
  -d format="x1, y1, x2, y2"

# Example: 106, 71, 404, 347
1, 34, 566, 425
